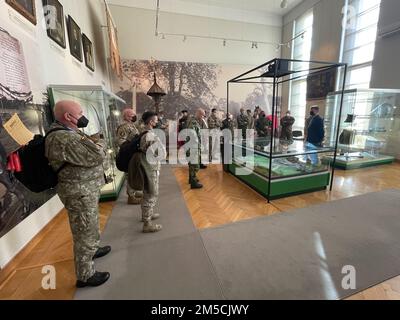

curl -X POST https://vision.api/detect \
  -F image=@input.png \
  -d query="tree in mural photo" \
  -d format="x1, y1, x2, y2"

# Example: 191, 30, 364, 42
118, 59, 220, 119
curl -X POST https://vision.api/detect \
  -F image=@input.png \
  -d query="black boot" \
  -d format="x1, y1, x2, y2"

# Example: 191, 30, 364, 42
190, 180, 203, 189
188, 177, 199, 185
93, 246, 111, 260
200, 164, 207, 169
76, 271, 110, 288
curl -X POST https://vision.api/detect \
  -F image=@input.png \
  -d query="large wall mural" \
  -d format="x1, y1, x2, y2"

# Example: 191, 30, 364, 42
112, 59, 275, 119
0, 28, 55, 239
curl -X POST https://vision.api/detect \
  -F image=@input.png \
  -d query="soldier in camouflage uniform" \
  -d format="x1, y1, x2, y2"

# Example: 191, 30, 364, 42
187, 109, 205, 189
45, 100, 111, 288
138, 111, 166, 233
237, 108, 249, 140
207, 108, 222, 161
116, 108, 143, 205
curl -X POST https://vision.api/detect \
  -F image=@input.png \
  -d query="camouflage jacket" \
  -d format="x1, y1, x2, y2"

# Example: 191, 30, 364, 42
139, 129, 166, 172
237, 114, 249, 129
45, 122, 106, 196
247, 115, 255, 129
116, 121, 140, 146
207, 115, 222, 129
222, 118, 236, 134
187, 117, 202, 145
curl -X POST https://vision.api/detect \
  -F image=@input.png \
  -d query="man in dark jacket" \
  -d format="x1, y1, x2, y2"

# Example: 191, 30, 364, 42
305, 106, 325, 165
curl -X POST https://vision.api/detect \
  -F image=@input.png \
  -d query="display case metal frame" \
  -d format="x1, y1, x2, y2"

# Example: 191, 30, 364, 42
323, 88, 398, 170
226, 58, 348, 201
47, 84, 127, 201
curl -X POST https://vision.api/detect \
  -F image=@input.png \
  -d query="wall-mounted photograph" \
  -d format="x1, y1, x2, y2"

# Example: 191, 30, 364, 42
42, 0, 66, 48
82, 33, 95, 71
306, 68, 337, 100
66, 15, 82, 62
6, 0, 37, 25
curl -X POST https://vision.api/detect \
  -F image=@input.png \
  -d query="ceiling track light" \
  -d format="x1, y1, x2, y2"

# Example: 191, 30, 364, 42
183, 35, 187, 42
280, 0, 288, 9
223, 39, 226, 47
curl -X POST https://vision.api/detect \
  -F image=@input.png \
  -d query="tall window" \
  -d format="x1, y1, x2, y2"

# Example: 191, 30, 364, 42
341, 0, 382, 89
289, 9, 314, 132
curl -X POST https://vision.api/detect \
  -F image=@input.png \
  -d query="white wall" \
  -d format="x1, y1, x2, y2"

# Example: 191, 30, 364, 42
109, 4, 282, 65
0, 0, 111, 268
371, 0, 400, 89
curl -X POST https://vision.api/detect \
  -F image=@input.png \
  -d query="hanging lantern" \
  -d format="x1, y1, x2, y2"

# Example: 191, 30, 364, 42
147, 73, 166, 113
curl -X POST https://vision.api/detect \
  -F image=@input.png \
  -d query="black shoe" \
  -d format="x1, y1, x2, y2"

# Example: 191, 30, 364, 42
93, 246, 111, 260
191, 181, 203, 189
76, 271, 110, 288
200, 164, 207, 169
188, 178, 199, 185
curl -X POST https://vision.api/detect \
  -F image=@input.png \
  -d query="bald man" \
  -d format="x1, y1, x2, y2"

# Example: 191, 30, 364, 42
45, 100, 111, 288
186, 108, 205, 189
116, 108, 143, 205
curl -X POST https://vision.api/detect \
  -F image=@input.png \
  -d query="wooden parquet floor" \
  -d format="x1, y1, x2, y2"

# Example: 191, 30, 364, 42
1, 163, 400, 300
0, 202, 114, 300
173, 163, 400, 300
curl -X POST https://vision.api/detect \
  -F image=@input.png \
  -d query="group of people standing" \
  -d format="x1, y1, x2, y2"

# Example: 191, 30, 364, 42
44, 101, 325, 289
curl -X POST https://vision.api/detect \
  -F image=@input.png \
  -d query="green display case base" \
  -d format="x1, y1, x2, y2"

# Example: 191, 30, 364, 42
100, 171, 126, 202
228, 163, 330, 200
322, 155, 395, 170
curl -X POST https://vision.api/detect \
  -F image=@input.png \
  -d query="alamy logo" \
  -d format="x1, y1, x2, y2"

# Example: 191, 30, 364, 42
41, 265, 56, 290
341, 265, 356, 290
342, 5, 357, 30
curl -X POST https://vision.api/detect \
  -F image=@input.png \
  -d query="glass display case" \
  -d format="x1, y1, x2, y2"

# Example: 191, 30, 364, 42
323, 89, 398, 169
225, 58, 347, 201
48, 85, 127, 201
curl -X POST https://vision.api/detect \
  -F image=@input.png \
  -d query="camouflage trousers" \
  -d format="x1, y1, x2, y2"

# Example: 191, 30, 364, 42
141, 170, 159, 222
59, 191, 100, 282
189, 162, 200, 182
125, 173, 143, 198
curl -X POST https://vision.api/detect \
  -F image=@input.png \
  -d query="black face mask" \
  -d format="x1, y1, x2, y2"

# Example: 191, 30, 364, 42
310, 111, 315, 116
132, 116, 137, 123
70, 114, 89, 128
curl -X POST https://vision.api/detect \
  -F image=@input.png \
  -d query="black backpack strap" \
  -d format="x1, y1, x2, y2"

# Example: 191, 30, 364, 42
45, 127, 69, 174
45, 127, 69, 140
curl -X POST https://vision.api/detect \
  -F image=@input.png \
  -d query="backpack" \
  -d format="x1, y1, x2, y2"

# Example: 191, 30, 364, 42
14, 128, 68, 193
116, 131, 148, 173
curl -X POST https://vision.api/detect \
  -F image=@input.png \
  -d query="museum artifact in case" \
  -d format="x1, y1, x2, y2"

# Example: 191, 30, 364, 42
323, 89, 398, 169
48, 85, 127, 201
225, 58, 347, 201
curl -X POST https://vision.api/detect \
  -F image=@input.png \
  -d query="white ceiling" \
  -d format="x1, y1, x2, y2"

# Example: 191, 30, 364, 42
108, 0, 304, 26
179, 0, 304, 16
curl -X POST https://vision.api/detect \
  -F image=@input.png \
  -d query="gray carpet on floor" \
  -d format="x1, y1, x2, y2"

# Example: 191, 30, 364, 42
75, 165, 224, 300
200, 189, 400, 300
75, 163, 400, 300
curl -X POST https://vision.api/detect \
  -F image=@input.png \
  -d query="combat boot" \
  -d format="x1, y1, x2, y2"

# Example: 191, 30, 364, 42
143, 221, 162, 233
76, 271, 110, 288
190, 180, 203, 189
128, 195, 142, 205
188, 177, 199, 185
141, 213, 160, 222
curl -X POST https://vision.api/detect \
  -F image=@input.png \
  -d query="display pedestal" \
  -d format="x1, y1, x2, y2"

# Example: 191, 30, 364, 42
322, 153, 395, 170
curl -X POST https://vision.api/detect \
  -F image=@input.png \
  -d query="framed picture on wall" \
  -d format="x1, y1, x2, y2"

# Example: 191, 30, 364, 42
82, 34, 95, 71
42, 0, 66, 48
6, 0, 37, 25
306, 68, 337, 100
66, 15, 83, 62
